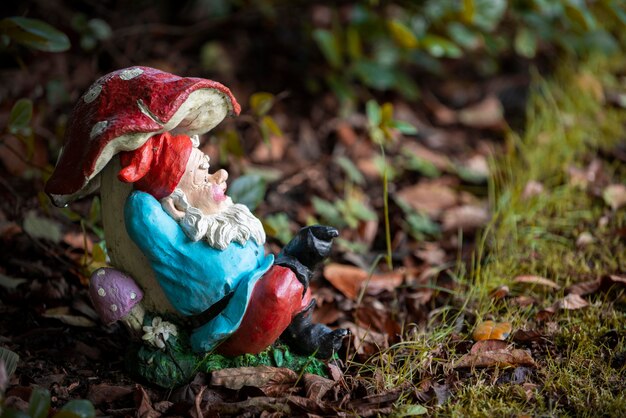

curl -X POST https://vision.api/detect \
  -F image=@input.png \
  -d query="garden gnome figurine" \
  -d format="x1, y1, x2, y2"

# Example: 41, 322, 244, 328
45, 67, 347, 360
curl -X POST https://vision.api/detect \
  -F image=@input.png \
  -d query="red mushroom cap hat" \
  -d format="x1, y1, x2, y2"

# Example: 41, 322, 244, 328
45, 66, 241, 207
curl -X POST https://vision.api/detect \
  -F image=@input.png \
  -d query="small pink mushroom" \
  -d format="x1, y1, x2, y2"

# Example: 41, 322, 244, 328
89, 267, 145, 334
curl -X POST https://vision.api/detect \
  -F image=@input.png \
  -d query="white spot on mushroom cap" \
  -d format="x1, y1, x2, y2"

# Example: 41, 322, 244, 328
98, 288, 106, 297
119, 68, 143, 80
130, 292, 137, 300
97, 269, 106, 276
83, 84, 102, 103
110, 304, 118, 312
90, 121, 109, 139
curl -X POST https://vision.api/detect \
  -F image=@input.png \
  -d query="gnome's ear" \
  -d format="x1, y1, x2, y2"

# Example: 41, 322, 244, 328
118, 137, 155, 183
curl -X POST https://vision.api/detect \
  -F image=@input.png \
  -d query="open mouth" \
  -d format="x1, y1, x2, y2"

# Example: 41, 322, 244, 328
212, 183, 228, 202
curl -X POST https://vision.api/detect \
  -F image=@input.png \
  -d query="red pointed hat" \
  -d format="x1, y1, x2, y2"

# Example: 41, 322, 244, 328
45, 66, 240, 207
117, 132, 192, 200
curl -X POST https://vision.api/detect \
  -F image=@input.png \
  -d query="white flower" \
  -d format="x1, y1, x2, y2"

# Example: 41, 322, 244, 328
142, 317, 178, 349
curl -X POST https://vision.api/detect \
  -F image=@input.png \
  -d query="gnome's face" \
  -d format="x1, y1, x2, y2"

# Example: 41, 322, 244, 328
176, 148, 233, 216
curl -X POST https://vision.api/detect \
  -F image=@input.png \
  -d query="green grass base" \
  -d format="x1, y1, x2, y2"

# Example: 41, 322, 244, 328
128, 336, 329, 389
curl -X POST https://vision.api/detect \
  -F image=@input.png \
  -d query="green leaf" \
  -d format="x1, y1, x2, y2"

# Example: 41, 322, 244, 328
387, 20, 419, 49
447, 22, 481, 50
422, 35, 462, 58
381, 103, 394, 126
346, 26, 362, 59
462, 0, 475, 22
263, 213, 293, 245
1, 17, 70, 52
23, 211, 62, 243
336, 156, 365, 185
402, 154, 441, 178
366, 100, 382, 127
471, 0, 507, 31
455, 165, 488, 184
249, 92, 274, 116
89, 196, 101, 225
87, 19, 112, 40
92, 242, 107, 264
564, 2, 596, 31
391, 120, 418, 135
261, 115, 283, 137
0, 347, 19, 380
312, 29, 342, 68
406, 212, 441, 239
312, 197, 345, 227
28, 387, 51, 418
227, 175, 267, 211
346, 197, 377, 222
1, 409, 31, 418
395, 404, 428, 416
8, 98, 33, 134
353, 61, 397, 90
54, 400, 96, 418
514, 28, 538, 58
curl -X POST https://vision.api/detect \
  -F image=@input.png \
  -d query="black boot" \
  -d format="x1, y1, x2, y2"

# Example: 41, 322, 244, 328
275, 225, 339, 293
281, 299, 349, 359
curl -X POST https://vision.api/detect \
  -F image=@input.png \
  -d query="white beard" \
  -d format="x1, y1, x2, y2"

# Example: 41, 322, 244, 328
161, 188, 266, 250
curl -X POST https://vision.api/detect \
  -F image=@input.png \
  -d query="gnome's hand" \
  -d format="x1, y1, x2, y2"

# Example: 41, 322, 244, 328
275, 225, 339, 294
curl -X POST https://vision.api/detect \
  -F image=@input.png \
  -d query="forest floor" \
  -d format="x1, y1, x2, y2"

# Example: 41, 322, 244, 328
1, 15, 626, 417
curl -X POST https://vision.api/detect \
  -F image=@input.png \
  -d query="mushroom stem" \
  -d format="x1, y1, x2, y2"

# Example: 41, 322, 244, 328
121, 303, 146, 336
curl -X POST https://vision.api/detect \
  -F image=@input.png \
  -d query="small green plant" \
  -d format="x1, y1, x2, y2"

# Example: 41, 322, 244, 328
365, 100, 417, 269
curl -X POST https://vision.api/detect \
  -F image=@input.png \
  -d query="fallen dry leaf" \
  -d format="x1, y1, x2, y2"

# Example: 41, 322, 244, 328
490, 285, 510, 300
87, 383, 134, 406
341, 321, 389, 355
536, 306, 557, 321
402, 142, 452, 170
42, 307, 96, 327
557, 293, 589, 310
396, 181, 458, 218
457, 95, 505, 130
62, 231, 94, 252
473, 320, 512, 341
603, 184, 626, 210
135, 384, 160, 418
323, 263, 403, 300
514, 275, 560, 290
522, 181, 544, 199
576, 231, 595, 247
454, 348, 535, 369
470, 339, 509, 354
251, 134, 287, 162
537, 293, 589, 320
415, 243, 446, 265
442, 204, 489, 232
512, 330, 545, 344
303, 373, 335, 402
511, 295, 535, 307
210, 366, 297, 391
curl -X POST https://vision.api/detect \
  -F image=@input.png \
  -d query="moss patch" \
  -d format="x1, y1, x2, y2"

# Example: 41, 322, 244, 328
357, 54, 626, 416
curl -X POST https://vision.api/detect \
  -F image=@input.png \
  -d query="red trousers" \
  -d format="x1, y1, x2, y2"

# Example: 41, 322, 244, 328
217, 265, 311, 356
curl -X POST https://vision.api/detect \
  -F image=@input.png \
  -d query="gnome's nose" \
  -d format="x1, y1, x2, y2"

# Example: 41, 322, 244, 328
213, 169, 228, 184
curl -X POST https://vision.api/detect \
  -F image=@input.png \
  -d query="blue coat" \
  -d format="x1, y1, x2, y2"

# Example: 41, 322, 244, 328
124, 191, 273, 352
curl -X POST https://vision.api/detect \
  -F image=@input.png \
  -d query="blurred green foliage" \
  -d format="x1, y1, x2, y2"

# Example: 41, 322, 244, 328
0, 387, 95, 418
0, 17, 69, 53
206, 0, 623, 108
307, 0, 625, 106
